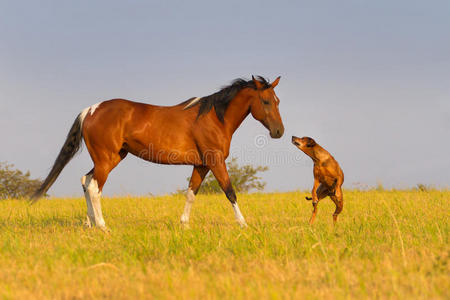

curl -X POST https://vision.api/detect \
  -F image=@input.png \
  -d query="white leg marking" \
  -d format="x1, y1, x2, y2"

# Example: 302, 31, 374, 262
84, 176, 106, 229
81, 175, 95, 227
180, 188, 195, 225
232, 202, 248, 228
84, 215, 92, 228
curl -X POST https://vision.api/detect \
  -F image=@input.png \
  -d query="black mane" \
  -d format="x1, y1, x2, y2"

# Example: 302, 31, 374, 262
188, 76, 271, 123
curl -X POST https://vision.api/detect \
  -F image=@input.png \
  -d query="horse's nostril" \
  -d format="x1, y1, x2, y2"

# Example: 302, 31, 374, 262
270, 126, 284, 138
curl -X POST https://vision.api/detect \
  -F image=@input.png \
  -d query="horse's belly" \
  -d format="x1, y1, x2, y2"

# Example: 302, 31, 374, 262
126, 142, 202, 165
148, 150, 202, 165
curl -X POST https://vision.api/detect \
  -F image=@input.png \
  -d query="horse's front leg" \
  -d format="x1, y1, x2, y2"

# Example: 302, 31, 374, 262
208, 159, 248, 228
180, 166, 209, 226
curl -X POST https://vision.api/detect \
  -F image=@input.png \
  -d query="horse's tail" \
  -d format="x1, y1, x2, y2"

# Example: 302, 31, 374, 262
30, 112, 86, 203
305, 196, 312, 201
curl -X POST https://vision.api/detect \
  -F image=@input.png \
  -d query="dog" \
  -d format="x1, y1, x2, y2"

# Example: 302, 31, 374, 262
292, 136, 344, 224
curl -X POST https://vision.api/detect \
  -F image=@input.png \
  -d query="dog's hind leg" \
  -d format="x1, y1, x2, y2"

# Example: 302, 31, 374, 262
309, 183, 329, 224
330, 187, 343, 224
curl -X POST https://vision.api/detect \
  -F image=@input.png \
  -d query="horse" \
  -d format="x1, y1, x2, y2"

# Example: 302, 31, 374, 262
31, 76, 284, 231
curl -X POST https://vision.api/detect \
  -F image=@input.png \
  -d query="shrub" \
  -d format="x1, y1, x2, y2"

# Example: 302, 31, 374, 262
415, 183, 431, 192
0, 162, 43, 199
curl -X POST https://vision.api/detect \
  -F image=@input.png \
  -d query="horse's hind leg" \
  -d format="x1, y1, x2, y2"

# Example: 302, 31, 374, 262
180, 166, 209, 226
83, 150, 128, 231
81, 169, 106, 229
87, 167, 107, 229
81, 169, 94, 227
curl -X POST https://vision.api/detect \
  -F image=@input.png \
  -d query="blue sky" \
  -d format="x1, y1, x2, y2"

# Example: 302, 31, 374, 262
1, 1, 449, 196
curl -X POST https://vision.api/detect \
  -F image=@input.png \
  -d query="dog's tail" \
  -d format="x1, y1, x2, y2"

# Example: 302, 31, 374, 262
30, 113, 85, 203
305, 196, 312, 201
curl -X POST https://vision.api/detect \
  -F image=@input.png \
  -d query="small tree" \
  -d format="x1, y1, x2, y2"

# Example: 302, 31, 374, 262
188, 158, 268, 194
0, 162, 43, 199
415, 183, 431, 192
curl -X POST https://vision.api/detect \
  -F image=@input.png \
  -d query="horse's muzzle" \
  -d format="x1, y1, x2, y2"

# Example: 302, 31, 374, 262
270, 126, 284, 139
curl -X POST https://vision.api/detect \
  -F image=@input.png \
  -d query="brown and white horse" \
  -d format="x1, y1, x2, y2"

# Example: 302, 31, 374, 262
31, 76, 284, 230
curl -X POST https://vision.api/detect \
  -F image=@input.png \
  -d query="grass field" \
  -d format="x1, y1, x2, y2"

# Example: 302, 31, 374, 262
0, 190, 448, 299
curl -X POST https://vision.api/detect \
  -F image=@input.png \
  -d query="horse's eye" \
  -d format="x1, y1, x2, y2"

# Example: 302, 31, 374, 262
262, 99, 270, 105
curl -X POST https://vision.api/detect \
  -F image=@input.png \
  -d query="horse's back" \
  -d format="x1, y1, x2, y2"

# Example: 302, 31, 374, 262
83, 98, 196, 128
81, 98, 201, 164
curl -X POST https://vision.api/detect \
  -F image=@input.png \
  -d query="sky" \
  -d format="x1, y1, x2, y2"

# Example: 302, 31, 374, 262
1, 0, 449, 196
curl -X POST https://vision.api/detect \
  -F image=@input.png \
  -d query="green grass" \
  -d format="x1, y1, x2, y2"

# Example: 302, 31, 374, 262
0, 190, 448, 299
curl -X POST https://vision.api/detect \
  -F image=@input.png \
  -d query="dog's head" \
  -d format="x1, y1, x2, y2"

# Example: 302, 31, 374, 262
292, 136, 317, 151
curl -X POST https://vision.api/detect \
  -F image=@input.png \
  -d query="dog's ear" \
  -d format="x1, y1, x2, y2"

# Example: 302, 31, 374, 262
306, 138, 316, 147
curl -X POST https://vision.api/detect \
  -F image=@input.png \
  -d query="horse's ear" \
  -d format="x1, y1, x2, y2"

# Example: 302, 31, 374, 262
252, 75, 264, 90
271, 76, 281, 88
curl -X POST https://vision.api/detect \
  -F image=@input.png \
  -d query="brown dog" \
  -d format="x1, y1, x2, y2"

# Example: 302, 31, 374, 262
292, 136, 344, 224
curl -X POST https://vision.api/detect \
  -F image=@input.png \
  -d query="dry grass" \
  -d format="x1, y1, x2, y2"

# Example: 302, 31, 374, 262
0, 190, 448, 299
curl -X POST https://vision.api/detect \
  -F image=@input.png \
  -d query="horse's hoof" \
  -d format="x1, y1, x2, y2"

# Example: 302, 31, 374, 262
181, 222, 191, 229
238, 221, 248, 228
83, 217, 93, 228
99, 226, 111, 233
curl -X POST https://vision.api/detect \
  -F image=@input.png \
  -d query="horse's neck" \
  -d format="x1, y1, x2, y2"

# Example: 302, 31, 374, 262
223, 93, 252, 136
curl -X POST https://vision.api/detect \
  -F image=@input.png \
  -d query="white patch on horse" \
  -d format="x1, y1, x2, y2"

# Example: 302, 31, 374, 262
79, 107, 90, 125
180, 188, 195, 225
83, 175, 106, 229
89, 102, 102, 115
232, 202, 248, 228
79, 102, 103, 125
183, 97, 201, 110
81, 174, 94, 227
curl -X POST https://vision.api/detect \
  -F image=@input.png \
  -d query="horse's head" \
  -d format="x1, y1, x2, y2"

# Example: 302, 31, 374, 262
249, 76, 285, 138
